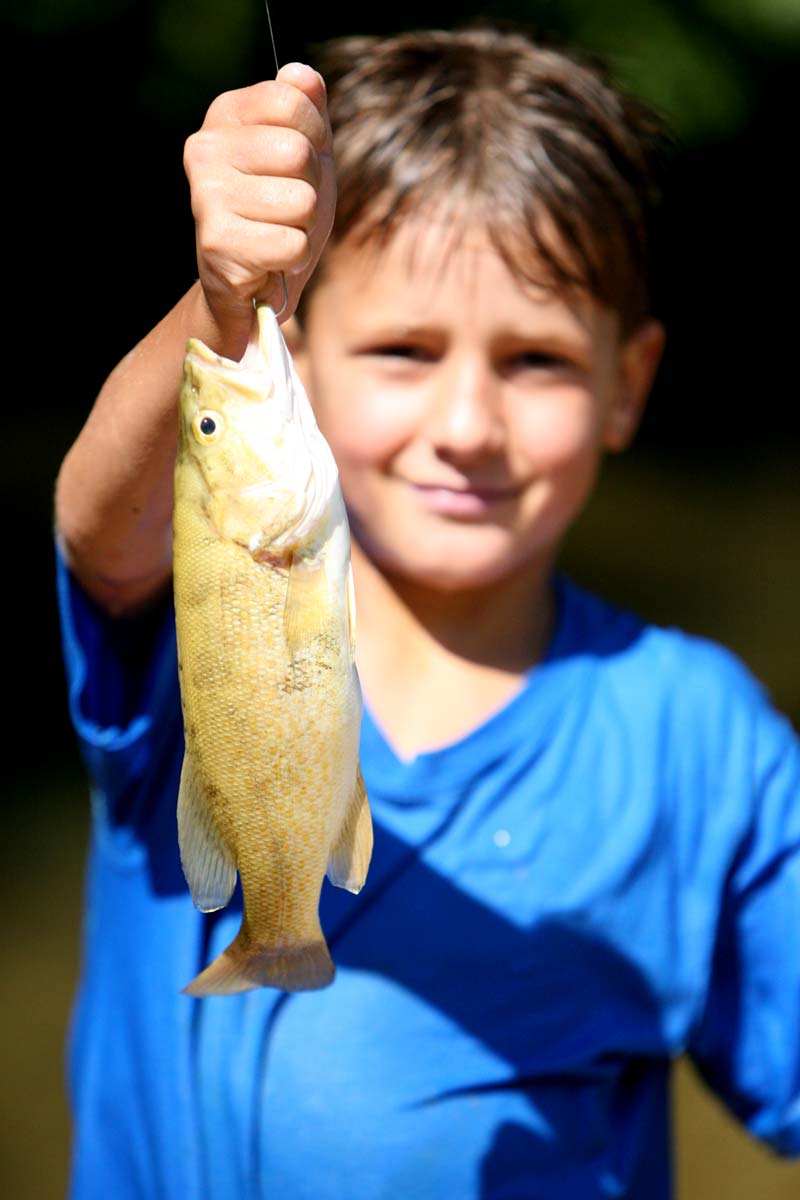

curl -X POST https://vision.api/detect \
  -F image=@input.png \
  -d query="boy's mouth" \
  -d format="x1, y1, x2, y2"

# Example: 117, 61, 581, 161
409, 480, 521, 517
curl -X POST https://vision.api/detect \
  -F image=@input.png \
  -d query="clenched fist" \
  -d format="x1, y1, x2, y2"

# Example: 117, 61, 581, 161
184, 62, 335, 353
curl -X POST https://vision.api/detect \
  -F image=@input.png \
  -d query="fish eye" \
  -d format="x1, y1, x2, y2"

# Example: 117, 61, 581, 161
192, 410, 224, 443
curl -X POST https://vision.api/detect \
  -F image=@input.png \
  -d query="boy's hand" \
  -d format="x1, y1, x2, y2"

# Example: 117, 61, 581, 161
184, 62, 335, 352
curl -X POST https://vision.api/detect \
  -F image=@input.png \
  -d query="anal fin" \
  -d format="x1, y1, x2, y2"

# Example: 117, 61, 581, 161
327, 767, 373, 894
177, 750, 237, 912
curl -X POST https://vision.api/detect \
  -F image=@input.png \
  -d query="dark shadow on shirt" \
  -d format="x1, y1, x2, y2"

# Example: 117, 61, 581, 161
146, 802, 672, 1072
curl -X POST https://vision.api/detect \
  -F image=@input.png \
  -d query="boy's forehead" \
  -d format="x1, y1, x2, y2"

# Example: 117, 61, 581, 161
317, 215, 611, 341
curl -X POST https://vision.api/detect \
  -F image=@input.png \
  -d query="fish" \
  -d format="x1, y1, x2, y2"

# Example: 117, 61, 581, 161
173, 303, 372, 996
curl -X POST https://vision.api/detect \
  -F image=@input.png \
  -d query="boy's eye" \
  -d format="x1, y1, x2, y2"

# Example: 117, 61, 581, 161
510, 352, 570, 371
364, 343, 438, 363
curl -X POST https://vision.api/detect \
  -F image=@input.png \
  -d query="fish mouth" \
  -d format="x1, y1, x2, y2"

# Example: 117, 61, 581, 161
185, 335, 271, 395
185, 306, 290, 400
185, 332, 265, 371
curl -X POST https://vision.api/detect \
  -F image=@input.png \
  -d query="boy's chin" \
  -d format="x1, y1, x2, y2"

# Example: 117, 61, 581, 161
363, 541, 542, 596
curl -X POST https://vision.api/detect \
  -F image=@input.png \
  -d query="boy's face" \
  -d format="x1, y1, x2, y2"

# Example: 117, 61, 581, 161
292, 217, 663, 592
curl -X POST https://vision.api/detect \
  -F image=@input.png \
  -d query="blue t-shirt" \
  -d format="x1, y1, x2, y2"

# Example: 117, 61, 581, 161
57, 549, 800, 1200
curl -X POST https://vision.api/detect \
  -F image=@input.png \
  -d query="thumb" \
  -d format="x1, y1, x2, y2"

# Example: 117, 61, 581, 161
276, 62, 333, 150
276, 62, 327, 116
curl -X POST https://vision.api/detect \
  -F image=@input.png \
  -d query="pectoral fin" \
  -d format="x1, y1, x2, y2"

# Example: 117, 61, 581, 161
327, 768, 373, 894
283, 554, 332, 656
177, 750, 237, 912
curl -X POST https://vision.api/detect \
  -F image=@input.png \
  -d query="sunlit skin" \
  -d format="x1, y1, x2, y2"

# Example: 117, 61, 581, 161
291, 216, 664, 757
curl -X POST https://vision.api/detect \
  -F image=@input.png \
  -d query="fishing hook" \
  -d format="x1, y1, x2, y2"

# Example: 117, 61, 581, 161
253, 273, 289, 319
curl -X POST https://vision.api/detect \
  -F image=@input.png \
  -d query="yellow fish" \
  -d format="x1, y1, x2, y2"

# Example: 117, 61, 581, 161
173, 304, 372, 996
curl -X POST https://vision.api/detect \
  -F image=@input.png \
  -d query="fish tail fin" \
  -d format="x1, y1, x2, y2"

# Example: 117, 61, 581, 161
182, 926, 335, 996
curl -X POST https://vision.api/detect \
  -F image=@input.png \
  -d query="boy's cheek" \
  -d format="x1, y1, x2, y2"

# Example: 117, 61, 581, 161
315, 396, 417, 469
316, 419, 399, 471
513, 396, 606, 468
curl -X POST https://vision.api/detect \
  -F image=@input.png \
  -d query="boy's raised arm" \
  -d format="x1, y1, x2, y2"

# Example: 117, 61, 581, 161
55, 63, 335, 616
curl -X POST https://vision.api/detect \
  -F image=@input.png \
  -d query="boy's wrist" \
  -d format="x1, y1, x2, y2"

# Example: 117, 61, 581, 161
183, 280, 254, 362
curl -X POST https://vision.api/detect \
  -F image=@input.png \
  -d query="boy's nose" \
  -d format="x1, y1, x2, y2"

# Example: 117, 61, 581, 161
425, 357, 505, 461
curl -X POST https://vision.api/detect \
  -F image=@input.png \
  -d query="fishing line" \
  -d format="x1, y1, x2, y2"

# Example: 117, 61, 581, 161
259, 0, 289, 319
263, 0, 280, 78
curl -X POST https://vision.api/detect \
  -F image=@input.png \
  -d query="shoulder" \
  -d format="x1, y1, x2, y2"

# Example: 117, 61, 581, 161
560, 574, 773, 710
560, 577, 800, 868
557, 576, 797, 776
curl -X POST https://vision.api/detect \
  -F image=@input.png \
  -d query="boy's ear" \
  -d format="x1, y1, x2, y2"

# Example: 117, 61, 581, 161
604, 319, 665, 452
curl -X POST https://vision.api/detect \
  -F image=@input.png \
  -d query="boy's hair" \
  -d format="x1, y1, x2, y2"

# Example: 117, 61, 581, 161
311, 26, 669, 335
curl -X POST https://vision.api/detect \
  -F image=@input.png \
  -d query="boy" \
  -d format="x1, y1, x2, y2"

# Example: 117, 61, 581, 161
55, 27, 800, 1200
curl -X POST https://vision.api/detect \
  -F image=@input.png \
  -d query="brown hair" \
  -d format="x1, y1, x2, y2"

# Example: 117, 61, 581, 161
309, 26, 670, 335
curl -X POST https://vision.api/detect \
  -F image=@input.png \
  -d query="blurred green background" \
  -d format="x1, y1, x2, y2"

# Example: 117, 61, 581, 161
5, 0, 798, 1195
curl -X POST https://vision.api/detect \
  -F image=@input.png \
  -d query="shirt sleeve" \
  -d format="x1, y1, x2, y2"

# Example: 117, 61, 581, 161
688, 692, 800, 1155
56, 541, 182, 833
